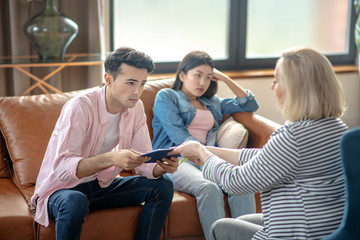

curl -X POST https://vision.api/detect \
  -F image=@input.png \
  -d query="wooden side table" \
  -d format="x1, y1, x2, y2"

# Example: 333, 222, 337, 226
0, 53, 105, 96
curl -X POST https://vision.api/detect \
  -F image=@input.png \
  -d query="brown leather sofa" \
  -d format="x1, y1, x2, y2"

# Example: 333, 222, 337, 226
0, 78, 281, 240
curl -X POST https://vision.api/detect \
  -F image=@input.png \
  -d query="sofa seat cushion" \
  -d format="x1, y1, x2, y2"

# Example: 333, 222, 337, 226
165, 191, 230, 239
36, 191, 209, 240
166, 191, 204, 238
37, 205, 145, 240
0, 179, 35, 240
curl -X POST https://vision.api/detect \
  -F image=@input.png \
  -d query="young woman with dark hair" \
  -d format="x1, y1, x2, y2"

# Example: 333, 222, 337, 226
152, 50, 259, 239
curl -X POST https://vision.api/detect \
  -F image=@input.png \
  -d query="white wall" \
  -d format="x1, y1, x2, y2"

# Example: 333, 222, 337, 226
216, 72, 360, 129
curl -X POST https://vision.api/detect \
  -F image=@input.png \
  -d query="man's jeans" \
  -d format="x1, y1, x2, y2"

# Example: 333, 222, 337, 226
48, 175, 174, 240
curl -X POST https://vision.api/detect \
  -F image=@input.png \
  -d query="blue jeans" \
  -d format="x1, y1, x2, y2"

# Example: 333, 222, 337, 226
48, 175, 173, 240
167, 160, 256, 240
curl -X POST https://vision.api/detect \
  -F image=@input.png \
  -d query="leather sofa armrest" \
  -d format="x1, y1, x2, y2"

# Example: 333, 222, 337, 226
232, 112, 282, 148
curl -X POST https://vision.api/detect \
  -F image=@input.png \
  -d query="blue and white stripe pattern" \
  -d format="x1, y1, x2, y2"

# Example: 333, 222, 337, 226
203, 118, 348, 239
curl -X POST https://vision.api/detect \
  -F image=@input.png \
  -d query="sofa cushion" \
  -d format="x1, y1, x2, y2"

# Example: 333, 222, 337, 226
166, 191, 203, 238
0, 87, 99, 188
166, 191, 230, 239
37, 205, 145, 240
0, 178, 35, 240
217, 116, 249, 149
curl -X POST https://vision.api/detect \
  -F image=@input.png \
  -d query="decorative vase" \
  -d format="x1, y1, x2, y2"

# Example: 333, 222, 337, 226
23, 0, 79, 61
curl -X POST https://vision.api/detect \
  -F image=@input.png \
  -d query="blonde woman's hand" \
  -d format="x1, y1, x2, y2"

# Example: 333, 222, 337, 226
170, 141, 212, 166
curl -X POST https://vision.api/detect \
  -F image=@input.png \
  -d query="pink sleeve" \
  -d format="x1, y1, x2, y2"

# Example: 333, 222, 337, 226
135, 163, 158, 179
97, 166, 120, 187
52, 100, 92, 181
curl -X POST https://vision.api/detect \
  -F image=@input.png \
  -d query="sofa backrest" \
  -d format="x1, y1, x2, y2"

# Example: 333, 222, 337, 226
0, 87, 99, 189
141, 79, 174, 139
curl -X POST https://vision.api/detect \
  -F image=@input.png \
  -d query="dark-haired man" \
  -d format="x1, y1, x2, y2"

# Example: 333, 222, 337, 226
31, 47, 179, 240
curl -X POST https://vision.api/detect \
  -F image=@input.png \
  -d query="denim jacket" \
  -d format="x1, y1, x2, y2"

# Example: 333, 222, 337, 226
152, 88, 259, 149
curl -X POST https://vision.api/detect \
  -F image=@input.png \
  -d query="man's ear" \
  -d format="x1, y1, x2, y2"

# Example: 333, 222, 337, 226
104, 73, 112, 86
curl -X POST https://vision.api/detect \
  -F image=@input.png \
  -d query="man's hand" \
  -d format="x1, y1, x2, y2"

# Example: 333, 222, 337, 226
111, 149, 151, 170
153, 157, 179, 177
77, 149, 150, 179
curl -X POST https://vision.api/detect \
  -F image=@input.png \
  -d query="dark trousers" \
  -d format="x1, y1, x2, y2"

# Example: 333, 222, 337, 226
48, 175, 174, 240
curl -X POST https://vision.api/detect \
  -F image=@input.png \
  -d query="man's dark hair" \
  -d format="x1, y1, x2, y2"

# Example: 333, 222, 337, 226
104, 47, 155, 80
172, 50, 217, 98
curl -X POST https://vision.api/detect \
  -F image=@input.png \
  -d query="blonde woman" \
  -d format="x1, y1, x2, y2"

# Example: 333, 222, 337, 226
171, 47, 348, 240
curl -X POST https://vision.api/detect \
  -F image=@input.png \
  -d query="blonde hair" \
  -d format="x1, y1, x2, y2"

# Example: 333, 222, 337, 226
278, 47, 345, 121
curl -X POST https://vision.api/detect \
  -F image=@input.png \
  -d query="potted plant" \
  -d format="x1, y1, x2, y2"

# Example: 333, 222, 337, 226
354, 0, 360, 52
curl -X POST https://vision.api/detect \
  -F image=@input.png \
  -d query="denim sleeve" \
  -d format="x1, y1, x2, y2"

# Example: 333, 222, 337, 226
220, 89, 259, 115
153, 90, 199, 146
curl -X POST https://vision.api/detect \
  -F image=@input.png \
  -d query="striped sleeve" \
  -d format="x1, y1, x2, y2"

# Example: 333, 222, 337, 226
237, 148, 260, 165
203, 128, 300, 195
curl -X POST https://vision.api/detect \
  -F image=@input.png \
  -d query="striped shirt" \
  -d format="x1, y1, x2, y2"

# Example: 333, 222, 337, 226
203, 118, 348, 239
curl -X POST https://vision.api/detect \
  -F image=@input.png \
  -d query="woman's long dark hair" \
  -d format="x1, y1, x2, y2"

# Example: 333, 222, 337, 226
172, 51, 217, 98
